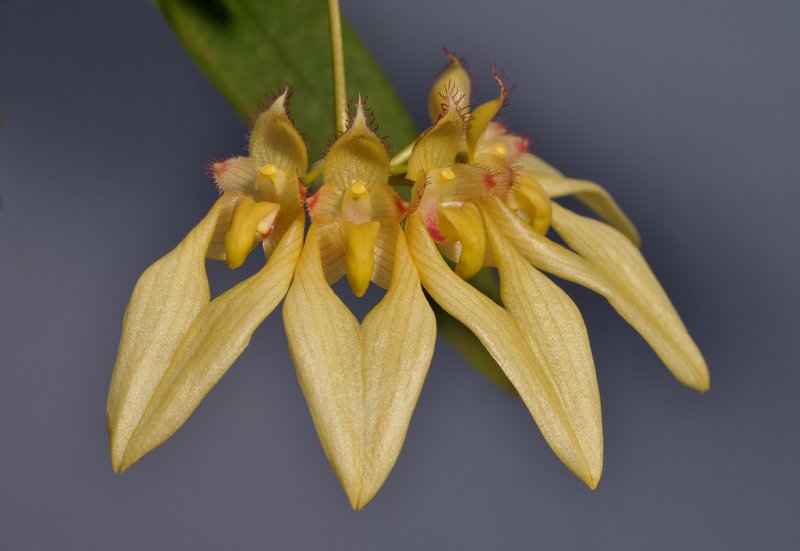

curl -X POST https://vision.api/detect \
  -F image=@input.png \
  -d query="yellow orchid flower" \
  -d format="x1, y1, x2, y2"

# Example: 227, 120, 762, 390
107, 89, 307, 473
105, 45, 709, 510
285, 101, 436, 509
403, 54, 710, 487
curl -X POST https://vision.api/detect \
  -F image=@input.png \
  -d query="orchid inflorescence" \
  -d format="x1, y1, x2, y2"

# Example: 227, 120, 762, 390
107, 53, 708, 509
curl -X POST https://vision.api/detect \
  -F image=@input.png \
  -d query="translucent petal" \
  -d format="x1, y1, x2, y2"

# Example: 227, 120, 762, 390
107, 199, 223, 472
406, 213, 602, 486
550, 204, 709, 390
284, 225, 436, 509
428, 53, 471, 123
407, 94, 464, 180
484, 215, 603, 487
466, 72, 506, 161
249, 89, 308, 177
315, 220, 346, 285
212, 156, 259, 194
324, 103, 389, 192
118, 215, 305, 472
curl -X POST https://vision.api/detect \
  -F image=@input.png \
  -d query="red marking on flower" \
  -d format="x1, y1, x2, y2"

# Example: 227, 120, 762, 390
425, 210, 446, 242
306, 191, 321, 215
393, 192, 409, 215
516, 137, 530, 154
212, 161, 229, 178
297, 176, 307, 200
258, 222, 276, 241
483, 172, 497, 190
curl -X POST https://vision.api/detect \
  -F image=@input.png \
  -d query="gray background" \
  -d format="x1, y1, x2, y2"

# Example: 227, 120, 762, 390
1, 0, 798, 549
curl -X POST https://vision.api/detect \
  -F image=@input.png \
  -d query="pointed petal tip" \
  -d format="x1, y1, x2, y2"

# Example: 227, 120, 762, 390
576, 461, 602, 490
686, 371, 711, 393
352, 489, 376, 511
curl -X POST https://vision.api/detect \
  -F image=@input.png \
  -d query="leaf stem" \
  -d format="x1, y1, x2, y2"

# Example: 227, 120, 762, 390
327, 0, 347, 133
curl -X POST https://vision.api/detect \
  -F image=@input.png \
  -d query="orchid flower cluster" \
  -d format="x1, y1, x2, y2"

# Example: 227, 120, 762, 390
107, 54, 708, 509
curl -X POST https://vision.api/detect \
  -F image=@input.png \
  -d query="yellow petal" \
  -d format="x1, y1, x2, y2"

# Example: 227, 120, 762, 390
428, 52, 471, 123
538, 176, 640, 246
438, 202, 486, 279
224, 196, 280, 269
466, 71, 506, 161
518, 152, 640, 245
550, 204, 709, 390
206, 192, 240, 261
324, 102, 389, 192
406, 213, 602, 486
342, 220, 381, 297
484, 214, 603, 487
315, 220, 346, 285
107, 199, 223, 473
357, 229, 436, 508
518, 151, 564, 179
407, 93, 464, 180
371, 223, 399, 290
118, 215, 304, 472
284, 225, 436, 509
485, 196, 708, 391
249, 88, 308, 177
283, 225, 364, 507
212, 156, 259, 194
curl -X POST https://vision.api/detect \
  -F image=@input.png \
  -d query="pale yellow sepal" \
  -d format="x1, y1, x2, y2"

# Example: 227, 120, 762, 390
342, 220, 381, 297
324, 103, 389, 192
107, 199, 223, 473
407, 94, 464, 181
437, 202, 486, 279
406, 213, 602, 488
484, 213, 603, 487
284, 225, 436, 509
518, 151, 563, 179
118, 215, 305, 472
538, 176, 640, 246
428, 54, 471, 123
249, 88, 309, 177
550, 204, 709, 391
518, 152, 640, 245
484, 196, 708, 391
224, 196, 280, 269
466, 73, 506, 161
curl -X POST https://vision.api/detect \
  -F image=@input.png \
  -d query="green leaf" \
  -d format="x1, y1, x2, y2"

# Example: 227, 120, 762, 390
152, 0, 418, 157
152, 0, 513, 393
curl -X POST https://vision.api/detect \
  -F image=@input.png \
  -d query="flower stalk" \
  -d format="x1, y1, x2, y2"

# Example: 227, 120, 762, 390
327, 0, 347, 133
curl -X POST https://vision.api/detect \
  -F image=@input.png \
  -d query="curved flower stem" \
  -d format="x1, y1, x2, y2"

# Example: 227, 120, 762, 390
327, 0, 347, 134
